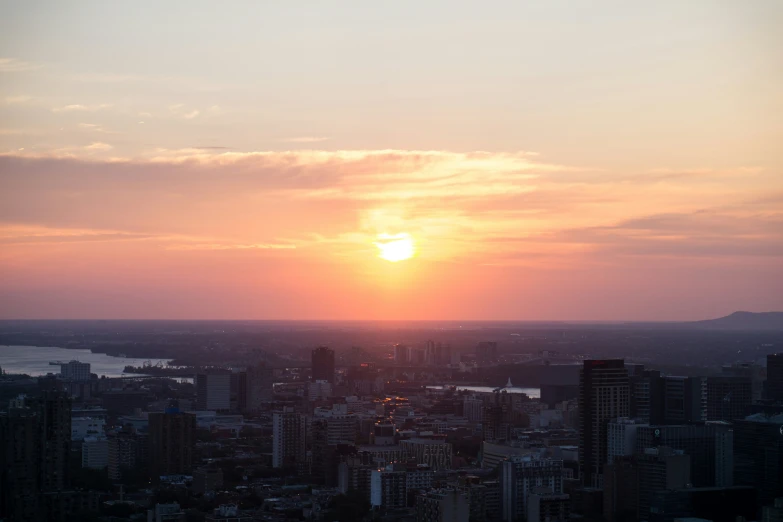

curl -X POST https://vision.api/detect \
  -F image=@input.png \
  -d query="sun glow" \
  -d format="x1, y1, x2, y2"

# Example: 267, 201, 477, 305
375, 233, 415, 262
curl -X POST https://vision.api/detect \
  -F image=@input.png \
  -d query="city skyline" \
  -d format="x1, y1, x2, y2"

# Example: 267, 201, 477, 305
1, 1, 782, 321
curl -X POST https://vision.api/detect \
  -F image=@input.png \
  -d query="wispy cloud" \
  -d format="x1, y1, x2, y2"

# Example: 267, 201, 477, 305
283, 136, 330, 143
0, 58, 42, 73
3, 95, 33, 105
52, 104, 113, 113
84, 142, 113, 151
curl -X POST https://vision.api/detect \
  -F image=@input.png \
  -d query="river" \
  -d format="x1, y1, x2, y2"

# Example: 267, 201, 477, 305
426, 384, 540, 398
0, 345, 170, 378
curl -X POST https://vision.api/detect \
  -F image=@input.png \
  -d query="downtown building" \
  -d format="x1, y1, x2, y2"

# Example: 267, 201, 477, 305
272, 409, 307, 469
0, 391, 72, 522
312, 346, 335, 383
499, 455, 563, 522
148, 409, 196, 479
578, 359, 630, 487
400, 438, 453, 470
195, 370, 231, 411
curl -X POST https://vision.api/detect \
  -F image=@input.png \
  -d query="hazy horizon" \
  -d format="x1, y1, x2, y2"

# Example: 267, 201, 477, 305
1, 1, 782, 321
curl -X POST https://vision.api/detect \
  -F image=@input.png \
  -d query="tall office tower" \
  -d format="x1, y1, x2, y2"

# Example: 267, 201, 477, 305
0, 409, 41, 521
400, 439, 453, 470
394, 344, 409, 364
636, 447, 691, 521
148, 409, 196, 479
500, 455, 563, 522
663, 376, 707, 424
195, 371, 231, 411
603, 456, 639, 522
578, 359, 630, 488
425, 341, 453, 366
313, 404, 357, 445
767, 353, 783, 402
244, 363, 274, 411
311, 346, 335, 383
272, 410, 307, 468
723, 362, 766, 402
409, 347, 426, 365
475, 342, 498, 363
607, 417, 648, 463
30, 391, 72, 491
706, 376, 752, 421
58, 360, 91, 381
526, 489, 571, 522
108, 428, 147, 481
733, 412, 783, 513
635, 422, 733, 487
416, 489, 470, 522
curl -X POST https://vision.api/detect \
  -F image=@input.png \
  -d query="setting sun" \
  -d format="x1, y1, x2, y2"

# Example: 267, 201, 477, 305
375, 233, 415, 262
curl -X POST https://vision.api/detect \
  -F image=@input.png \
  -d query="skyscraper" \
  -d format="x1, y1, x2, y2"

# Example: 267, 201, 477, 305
636, 447, 691, 520
663, 376, 707, 424
244, 363, 274, 411
733, 412, 783, 512
311, 346, 335, 383
706, 376, 752, 421
578, 359, 630, 488
148, 409, 196, 479
272, 409, 307, 468
500, 455, 563, 522
195, 371, 231, 411
30, 391, 72, 491
767, 353, 783, 402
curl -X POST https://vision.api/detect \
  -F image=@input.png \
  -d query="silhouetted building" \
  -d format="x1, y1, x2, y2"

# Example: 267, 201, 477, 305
500, 455, 563, 522
706, 376, 752, 421
630, 368, 665, 424
148, 409, 196, 479
416, 489, 469, 522
527, 489, 570, 522
768, 354, 783, 402
648, 486, 756, 522
603, 456, 638, 522
312, 346, 335, 383
425, 340, 452, 366
637, 447, 691, 521
475, 342, 498, 363
579, 359, 630, 487
243, 363, 274, 411
541, 384, 579, 409
635, 422, 733, 487
108, 427, 148, 481
272, 409, 306, 468
196, 371, 231, 411
394, 344, 409, 364
733, 412, 783, 513
663, 376, 706, 424
0, 391, 72, 522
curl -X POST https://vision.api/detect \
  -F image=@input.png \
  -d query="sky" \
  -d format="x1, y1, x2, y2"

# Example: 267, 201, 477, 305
0, 1, 782, 321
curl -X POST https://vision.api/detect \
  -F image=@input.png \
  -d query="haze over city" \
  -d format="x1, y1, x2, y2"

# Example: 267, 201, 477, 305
1, 1, 782, 320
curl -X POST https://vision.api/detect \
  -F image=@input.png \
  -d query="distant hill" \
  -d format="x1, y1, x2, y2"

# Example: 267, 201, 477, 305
687, 311, 783, 330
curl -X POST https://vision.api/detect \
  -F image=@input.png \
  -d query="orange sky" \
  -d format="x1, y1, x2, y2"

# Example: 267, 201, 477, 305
1, 2, 782, 320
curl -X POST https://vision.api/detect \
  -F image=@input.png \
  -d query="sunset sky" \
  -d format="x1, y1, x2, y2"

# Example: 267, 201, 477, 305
1, 1, 781, 320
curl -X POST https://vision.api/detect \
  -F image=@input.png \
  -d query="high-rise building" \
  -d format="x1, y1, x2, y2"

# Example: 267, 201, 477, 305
526, 489, 570, 522
663, 376, 707, 424
0, 391, 72, 522
578, 359, 630, 488
767, 354, 783, 402
603, 456, 638, 522
706, 376, 752, 421
81, 436, 109, 469
272, 409, 306, 468
371, 465, 408, 509
243, 364, 274, 411
500, 455, 563, 522
723, 362, 766, 403
425, 341, 452, 366
313, 404, 357, 445
607, 417, 648, 463
629, 367, 664, 424
394, 344, 409, 364
195, 371, 231, 411
416, 489, 469, 522
108, 427, 148, 481
648, 486, 756, 522
636, 447, 691, 521
400, 438, 453, 470
148, 409, 196, 479
475, 342, 498, 363
0, 409, 41, 521
733, 412, 783, 512
635, 422, 733, 487
30, 391, 72, 491
58, 360, 91, 381
311, 346, 335, 383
